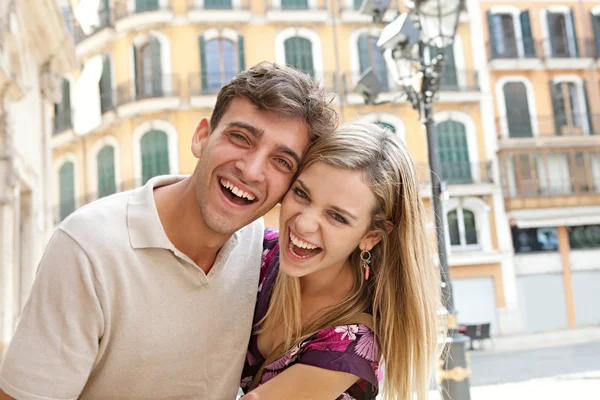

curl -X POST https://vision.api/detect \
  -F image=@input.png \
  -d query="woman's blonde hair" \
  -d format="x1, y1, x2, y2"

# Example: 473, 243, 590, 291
260, 121, 442, 400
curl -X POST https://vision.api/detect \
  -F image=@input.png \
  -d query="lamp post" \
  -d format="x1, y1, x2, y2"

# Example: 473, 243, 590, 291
355, 1, 471, 399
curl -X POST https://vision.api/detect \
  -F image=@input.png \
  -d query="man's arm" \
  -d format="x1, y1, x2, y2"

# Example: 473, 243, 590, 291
247, 364, 359, 400
0, 228, 104, 400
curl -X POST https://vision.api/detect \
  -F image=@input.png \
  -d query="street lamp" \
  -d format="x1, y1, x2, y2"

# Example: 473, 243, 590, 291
357, 1, 471, 399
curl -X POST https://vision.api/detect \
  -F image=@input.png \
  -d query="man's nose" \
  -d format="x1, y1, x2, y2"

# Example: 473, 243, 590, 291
235, 151, 266, 183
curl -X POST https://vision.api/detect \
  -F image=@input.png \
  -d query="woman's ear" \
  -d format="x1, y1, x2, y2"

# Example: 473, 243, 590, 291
359, 230, 383, 252
384, 220, 394, 234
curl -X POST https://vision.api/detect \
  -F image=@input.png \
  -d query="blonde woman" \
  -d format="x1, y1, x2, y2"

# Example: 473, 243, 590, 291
240, 122, 441, 400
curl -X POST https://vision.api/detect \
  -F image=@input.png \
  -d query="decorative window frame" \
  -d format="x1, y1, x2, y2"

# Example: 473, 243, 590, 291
432, 111, 480, 182
88, 135, 122, 199
132, 120, 180, 187
359, 112, 406, 143
53, 152, 80, 217
275, 27, 324, 82
489, 5, 525, 58
445, 196, 492, 252
540, 6, 578, 58
495, 76, 540, 138
552, 74, 590, 135
129, 31, 173, 94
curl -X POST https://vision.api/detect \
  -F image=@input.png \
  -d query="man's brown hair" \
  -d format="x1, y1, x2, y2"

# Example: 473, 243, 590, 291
210, 62, 338, 142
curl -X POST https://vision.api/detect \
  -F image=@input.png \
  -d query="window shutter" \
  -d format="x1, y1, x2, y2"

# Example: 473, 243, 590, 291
141, 130, 170, 185
59, 162, 76, 221
99, 55, 113, 113
592, 13, 600, 58
238, 35, 245, 72
285, 37, 314, 78
357, 35, 371, 73
546, 10, 555, 57
447, 210, 460, 246
550, 81, 567, 135
97, 146, 116, 198
435, 121, 472, 184
463, 210, 478, 245
520, 10, 536, 57
353, 0, 362, 10
487, 11, 498, 58
583, 80, 594, 134
199, 36, 208, 94
133, 46, 139, 98
61, 79, 71, 111
281, 0, 308, 10
569, 8, 580, 57
149, 38, 162, 96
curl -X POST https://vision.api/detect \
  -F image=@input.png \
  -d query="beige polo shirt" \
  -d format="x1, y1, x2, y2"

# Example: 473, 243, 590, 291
0, 176, 264, 400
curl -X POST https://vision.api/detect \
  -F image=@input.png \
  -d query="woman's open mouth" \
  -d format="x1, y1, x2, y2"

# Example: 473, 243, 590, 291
288, 230, 323, 259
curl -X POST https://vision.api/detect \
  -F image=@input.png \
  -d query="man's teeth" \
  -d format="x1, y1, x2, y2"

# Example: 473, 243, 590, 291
220, 179, 256, 201
289, 231, 318, 249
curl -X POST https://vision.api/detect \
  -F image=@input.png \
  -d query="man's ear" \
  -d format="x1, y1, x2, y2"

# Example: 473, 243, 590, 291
191, 118, 211, 159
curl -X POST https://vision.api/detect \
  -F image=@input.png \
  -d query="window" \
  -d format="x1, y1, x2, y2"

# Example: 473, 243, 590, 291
358, 34, 389, 91
503, 82, 533, 138
54, 78, 72, 134
448, 208, 478, 249
204, 0, 232, 9
135, 37, 162, 99
199, 36, 245, 94
97, 146, 116, 198
59, 161, 76, 221
569, 224, 600, 249
136, 0, 159, 12
592, 12, 600, 57
430, 45, 457, 89
546, 10, 578, 58
512, 226, 558, 253
353, 0, 362, 10
284, 37, 314, 78
375, 122, 395, 133
487, 10, 536, 58
550, 80, 591, 136
99, 55, 113, 113
141, 130, 170, 184
434, 121, 472, 184
98, 0, 111, 28
281, 0, 308, 10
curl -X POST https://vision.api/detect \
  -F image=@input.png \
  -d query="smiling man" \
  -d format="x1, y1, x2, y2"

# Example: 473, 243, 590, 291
0, 62, 337, 400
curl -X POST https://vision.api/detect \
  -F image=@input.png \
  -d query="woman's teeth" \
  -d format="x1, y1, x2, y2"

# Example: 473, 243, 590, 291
289, 231, 322, 259
290, 231, 318, 249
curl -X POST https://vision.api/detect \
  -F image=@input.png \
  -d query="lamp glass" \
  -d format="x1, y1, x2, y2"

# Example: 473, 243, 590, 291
406, 0, 462, 48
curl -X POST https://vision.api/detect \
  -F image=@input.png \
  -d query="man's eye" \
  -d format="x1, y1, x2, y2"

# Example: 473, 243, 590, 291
230, 133, 249, 144
276, 158, 292, 170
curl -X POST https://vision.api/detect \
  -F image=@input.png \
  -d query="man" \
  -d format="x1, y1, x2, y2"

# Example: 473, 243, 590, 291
0, 62, 337, 400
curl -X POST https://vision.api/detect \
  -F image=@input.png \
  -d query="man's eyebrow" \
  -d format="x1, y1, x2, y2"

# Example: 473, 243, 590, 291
225, 121, 264, 139
277, 146, 301, 169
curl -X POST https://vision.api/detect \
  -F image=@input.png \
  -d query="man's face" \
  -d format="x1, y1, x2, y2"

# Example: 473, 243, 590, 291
192, 97, 311, 235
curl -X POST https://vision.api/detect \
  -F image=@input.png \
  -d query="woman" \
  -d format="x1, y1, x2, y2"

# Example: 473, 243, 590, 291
240, 122, 442, 400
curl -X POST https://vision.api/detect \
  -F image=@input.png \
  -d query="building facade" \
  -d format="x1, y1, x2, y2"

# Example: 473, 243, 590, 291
0, 0, 78, 359
45, 0, 600, 337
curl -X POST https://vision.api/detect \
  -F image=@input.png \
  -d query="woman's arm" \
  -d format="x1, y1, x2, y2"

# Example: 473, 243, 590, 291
247, 364, 359, 400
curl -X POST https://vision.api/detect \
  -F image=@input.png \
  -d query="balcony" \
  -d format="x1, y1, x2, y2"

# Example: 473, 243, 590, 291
486, 38, 544, 70
437, 70, 480, 103
417, 162, 493, 186
499, 149, 600, 210
542, 36, 596, 69
187, 0, 252, 22
265, 1, 328, 22
496, 113, 600, 144
113, 1, 173, 32
115, 74, 181, 117
53, 109, 74, 135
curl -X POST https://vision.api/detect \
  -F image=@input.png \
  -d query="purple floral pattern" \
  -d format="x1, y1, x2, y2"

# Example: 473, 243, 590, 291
240, 229, 380, 400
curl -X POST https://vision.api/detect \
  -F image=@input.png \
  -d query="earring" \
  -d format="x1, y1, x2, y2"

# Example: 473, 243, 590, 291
360, 250, 371, 281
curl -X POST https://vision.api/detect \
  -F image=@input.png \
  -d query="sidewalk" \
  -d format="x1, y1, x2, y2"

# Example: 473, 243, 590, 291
473, 325, 600, 354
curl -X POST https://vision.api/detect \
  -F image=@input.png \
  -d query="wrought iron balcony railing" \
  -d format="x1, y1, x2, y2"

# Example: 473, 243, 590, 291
497, 113, 600, 138
115, 74, 181, 106
416, 162, 493, 185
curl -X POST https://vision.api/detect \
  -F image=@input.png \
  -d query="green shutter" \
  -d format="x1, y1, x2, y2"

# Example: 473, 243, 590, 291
487, 11, 498, 58
354, 0, 362, 10
204, 0, 232, 9
504, 82, 533, 138
99, 55, 113, 113
133, 46, 139, 99
281, 0, 308, 10
435, 121, 472, 184
357, 35, 371, 73
592, 13, 600, 58
583, 81, 593, 134
447, 210, 460, 246
141, 130, 170, 185
59, 161, 76, 221
550, 81, 567, 135
547, 11, 556, 57
284, 37, 314, 78
199, 36, 208, 94
61, 79, 71, 111
238, 35, 245, 72
97, 146, 116, 198
520, 10, 536, 57
431, 46, 457, 89
136, 0, 158, 12
463, 210, 478, 245
149, 38, 162, 96
569, 8, 579, 57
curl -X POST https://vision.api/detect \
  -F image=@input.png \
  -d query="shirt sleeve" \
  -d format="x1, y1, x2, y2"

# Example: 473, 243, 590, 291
296, 324, 380, 390
0, 228, 104, 400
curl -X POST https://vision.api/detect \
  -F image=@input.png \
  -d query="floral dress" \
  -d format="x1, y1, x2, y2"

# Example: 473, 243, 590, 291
240, 229, 381, 400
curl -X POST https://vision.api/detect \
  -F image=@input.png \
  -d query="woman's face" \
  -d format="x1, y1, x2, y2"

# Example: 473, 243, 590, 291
278, 162, 381, 279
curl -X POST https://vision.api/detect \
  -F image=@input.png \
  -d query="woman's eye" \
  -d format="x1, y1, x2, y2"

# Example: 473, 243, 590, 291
293, 188, 309, 200
330, 213, 348, 224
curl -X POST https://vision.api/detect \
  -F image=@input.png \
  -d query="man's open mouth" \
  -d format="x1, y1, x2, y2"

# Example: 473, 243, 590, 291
219, 178, 257, 206
288, 230, 323, 259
